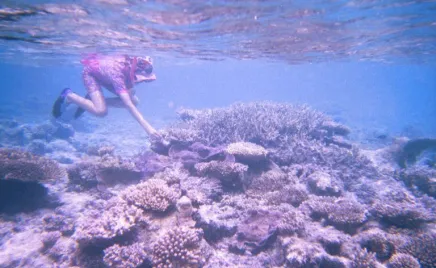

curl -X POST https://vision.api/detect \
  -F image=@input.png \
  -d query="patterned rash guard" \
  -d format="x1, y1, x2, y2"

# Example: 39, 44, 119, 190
81, 54, 136, 96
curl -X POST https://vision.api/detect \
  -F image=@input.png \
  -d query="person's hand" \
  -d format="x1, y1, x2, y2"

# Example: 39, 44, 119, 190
135, 73, 156, 84
148, 129, 163, 141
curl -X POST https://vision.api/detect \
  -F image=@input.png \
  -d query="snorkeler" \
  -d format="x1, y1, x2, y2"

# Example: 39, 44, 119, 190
52, 54, 161, 140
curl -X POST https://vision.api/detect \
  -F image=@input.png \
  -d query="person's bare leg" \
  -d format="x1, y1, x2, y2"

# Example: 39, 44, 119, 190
67, 91, 107, 117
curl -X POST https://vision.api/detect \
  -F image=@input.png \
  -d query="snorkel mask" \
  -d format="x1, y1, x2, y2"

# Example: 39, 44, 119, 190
136, 56, 153, 75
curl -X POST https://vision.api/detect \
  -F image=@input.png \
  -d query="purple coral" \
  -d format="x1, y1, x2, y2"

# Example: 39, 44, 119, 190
399, 233, 436, 268
74, 197, 144, 245
371, 201, 433, 228
302, 196, 367, 232
152, 227, 204, 268
284, 238, 348, 267
277, 209, 306, 235
0, 148, 65, 182
168, 102, 331, 147
350, 248, 379, 268
357, 229, 395, 261
103, 243, 150, 268
121, 178, 179, 212
195, 161, 248, 190
387, 254, 420, 268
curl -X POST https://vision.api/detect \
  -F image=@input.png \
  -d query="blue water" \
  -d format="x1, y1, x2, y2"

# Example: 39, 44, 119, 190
1, 59, 435, 139
1, 0, 435, 140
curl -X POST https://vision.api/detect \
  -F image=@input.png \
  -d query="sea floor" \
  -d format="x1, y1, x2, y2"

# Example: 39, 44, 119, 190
0, 102, 435, 268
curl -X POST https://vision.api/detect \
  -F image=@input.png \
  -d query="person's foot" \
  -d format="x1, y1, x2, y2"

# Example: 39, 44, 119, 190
52, 88, 72, 118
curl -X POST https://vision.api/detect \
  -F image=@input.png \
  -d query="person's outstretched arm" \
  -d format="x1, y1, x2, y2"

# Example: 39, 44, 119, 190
118, 92, 160, 139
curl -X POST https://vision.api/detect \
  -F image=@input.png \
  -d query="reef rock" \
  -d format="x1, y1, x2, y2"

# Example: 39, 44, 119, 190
193, 204, 238, 243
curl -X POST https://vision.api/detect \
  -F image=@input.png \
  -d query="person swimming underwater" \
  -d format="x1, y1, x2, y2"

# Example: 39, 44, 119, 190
52, 54, 161, 140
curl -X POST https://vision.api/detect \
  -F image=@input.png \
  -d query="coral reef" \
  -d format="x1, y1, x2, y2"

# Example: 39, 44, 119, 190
165, 102, 331, 147
306, 170, 343, 197
350, 248, 379, 268
225, 142, 268, 166
357, 228, 395, 261
193, 204, 238, 243
277, 209, 306, 236
399, 233, 436, 268
284, 237, 348, 267
0, 148, 65, 182
67, 152, 141, 190
1, 101, 435, 268
396, 138, 436, 168
236, 209, 281, 255
195, 161, 248, 190
103, 243, 150, 268
180, 176, 223, 205
387, 253, 420, 268
152, 227, 204, 268
74, 197, 144, 246
121, 178, 180, 212
371, 201, 433, 228
302, 196, 367, 232
400, 166, 436, 198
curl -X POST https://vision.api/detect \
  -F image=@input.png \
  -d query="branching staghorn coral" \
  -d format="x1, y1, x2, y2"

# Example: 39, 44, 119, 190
121, 178, 179, 212
168, 102, 332, 147
152, 227, 204, 268
0, 148, 65, 182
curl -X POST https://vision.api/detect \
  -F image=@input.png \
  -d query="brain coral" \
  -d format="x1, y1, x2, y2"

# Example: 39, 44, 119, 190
152, 227, 204, 268
0, 148, 64, 182
121, 178, 179, 212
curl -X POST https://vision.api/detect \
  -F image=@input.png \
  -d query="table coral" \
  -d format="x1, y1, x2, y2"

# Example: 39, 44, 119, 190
0, 148, 65, 182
